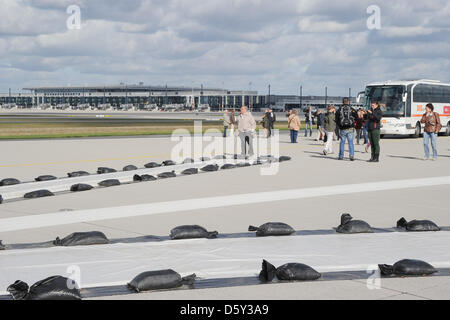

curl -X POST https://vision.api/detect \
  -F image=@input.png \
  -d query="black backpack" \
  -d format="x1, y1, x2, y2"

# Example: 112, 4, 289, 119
339, 106, 354, 128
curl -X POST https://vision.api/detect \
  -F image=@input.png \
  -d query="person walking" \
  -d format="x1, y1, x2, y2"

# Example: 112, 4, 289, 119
304, 106, 313, 137
315, 109, 325, 141
223, 109, 230, 138
288, 109, 301, 143
323, 105, 336, 155
335, 98, 358, 161
237, 106, 256, 158
366, 101, 383, 162
229, 109, 237, 135
421, 103, 441, 161
269, 108, 276, 136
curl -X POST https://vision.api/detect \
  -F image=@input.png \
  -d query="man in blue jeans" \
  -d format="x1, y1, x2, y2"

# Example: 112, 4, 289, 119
304, 106, 313, 137
335, 98, 358, 161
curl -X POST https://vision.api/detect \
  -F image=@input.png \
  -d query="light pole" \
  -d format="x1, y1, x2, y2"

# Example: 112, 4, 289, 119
299, 85, 302, 110
325, 86, 328, 109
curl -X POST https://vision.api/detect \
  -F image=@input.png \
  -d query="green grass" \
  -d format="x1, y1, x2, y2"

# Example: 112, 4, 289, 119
0, 119, 305, 140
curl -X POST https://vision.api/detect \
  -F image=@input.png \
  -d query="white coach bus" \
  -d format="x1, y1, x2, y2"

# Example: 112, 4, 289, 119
358, 79, 450, 137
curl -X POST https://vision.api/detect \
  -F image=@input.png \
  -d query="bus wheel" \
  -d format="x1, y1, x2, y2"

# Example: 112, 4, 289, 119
413, 122, 421, 138
446, 122, 450, 136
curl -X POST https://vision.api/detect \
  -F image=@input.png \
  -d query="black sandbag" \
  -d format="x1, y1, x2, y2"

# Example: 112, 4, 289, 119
170, 225, 218, 240
158, 171, 176, 179
128, 270, 196, 293
221, 164, 236, 170
98, 179, 121, 187
183, 158, 195, 164
379, 259, 437, 277
97, 167, 117, 174
0, 240, 5, 250
259, 260, 321, 282
0, 178, 20, 186
396, 217, 440, 232
35, 175, 57, 182
67, 171, 89, 178
133, 174, 157, 182
236, 162, 251, 167
336, 213, 373, 234
259, 260, 277, 282
123, 165, 138, 171
248, 222, 295, 237
200, 157, 211, 162
162, 160, 176, 166
70, 184, 93, 192
54, 231, 109, 247
181, 168, 198, 175
279, 156, 292, 162
276, 263, 322, 281
24, 190, 54, 199
7, 276, 82, 300
144, 162, 161, 168
201, 164, 219, 172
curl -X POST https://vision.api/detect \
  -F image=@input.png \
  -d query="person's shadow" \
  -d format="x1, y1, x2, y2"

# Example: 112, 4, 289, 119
388, 155, 427, 161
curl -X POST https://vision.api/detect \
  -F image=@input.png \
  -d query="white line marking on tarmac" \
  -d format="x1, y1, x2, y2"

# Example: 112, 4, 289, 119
0, 176, 449, 232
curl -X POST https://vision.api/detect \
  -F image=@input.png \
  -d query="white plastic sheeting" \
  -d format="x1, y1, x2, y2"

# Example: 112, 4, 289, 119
1, 231, 450, 294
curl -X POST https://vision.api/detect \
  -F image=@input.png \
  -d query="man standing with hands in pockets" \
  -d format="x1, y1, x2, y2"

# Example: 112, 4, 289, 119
366, 101, 383, 162
237, 106, 257, 158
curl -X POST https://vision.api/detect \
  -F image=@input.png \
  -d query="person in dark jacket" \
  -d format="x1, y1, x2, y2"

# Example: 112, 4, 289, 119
315, 109, 325, 141
366, 101, 383, 162
335, 98, 358, 161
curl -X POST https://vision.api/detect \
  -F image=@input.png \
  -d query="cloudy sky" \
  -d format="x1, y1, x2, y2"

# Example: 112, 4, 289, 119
0, 0, 449, 95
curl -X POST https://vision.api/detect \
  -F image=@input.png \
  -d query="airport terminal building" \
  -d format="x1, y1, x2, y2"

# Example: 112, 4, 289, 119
0, 84, 357, 110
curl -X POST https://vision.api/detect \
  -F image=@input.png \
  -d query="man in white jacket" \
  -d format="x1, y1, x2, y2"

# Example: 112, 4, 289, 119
237, 106, 256, 157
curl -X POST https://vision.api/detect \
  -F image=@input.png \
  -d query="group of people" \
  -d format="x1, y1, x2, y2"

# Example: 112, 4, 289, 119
223, 100, 442, 161
286, 98, 383, 162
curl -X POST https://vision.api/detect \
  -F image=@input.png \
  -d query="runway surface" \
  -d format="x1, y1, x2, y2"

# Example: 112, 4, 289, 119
0, 131, 449, 300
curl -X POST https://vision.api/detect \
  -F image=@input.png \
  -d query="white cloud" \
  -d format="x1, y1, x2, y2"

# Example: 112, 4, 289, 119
0, 0, 449, 95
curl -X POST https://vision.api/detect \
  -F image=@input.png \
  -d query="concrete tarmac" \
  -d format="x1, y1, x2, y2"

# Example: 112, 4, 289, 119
0, 131, 449, 300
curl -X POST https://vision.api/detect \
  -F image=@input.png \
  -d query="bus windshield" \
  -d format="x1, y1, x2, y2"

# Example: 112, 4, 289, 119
365, 85, 405, 117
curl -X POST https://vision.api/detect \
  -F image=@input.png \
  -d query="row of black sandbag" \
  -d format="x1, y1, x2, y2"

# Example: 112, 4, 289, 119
0, 213, 441, 251
7, 256, 438, 300
7, 268, 196, 300
335, 213, 441, 233
0, 156, 292, 188
10, 157, 284, 200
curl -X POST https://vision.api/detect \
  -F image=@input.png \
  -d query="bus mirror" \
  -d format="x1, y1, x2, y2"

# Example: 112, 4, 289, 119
356, 92, 364, 104
402, 93, 407, 102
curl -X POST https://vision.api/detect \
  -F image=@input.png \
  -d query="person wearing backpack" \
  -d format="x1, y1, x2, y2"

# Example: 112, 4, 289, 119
366, 101, 383, 162
335, 98, 358, 161
421, 103, 441, 161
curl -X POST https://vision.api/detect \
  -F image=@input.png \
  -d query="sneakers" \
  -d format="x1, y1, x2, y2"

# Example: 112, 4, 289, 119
424, 157, 429, 161
323, 150, 327, 156
350, 156, 355, 161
